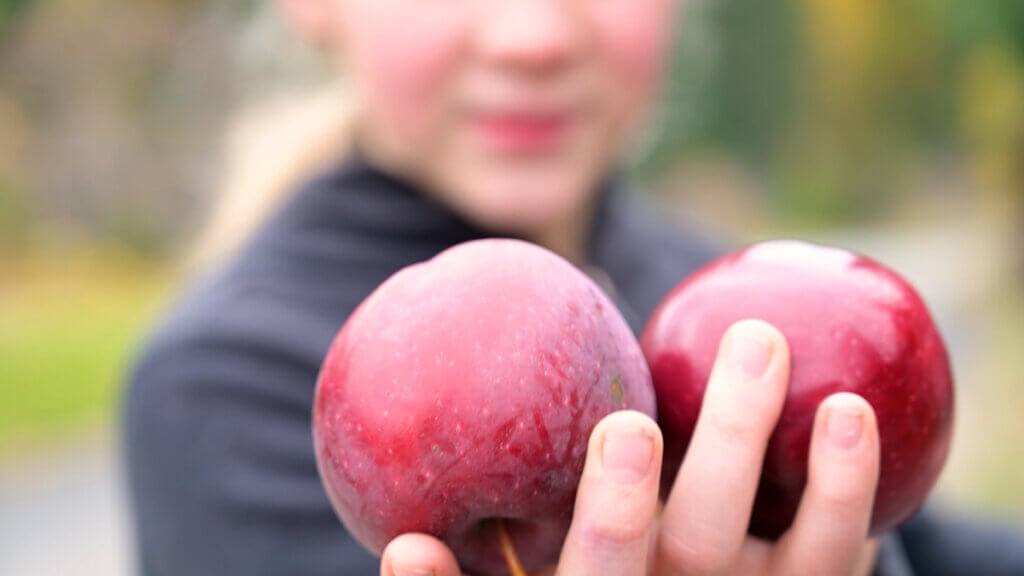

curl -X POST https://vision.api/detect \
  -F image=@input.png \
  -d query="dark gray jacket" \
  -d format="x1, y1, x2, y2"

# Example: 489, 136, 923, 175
124, 156, 1024, 575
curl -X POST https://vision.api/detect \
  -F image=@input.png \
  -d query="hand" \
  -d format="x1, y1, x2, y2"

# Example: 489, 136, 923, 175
380, 320, 881, 576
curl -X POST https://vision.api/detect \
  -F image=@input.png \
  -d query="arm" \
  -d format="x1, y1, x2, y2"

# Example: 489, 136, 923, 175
123, 295, 378, 576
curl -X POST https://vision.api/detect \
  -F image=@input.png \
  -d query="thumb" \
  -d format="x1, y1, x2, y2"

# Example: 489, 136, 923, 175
381, 533, 462, 576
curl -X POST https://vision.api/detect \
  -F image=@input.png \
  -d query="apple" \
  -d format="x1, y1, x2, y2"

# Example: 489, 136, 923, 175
641, 240, 954, 539
313, 238, 656, 574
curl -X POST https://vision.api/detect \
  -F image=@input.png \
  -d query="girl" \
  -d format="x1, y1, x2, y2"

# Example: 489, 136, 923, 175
124, 1, 1023, 575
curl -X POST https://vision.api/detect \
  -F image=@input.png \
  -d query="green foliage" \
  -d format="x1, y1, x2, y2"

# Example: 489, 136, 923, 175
642, 0, 1024, 228
0, 256, 170, 458
950, 0, 1024, 56
0, 0, 30, 32
699, 0, 804, 169
0, 0, 30, 17
641, 0, 803, 174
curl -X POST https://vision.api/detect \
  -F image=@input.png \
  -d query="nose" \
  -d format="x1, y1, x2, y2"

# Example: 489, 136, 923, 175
477, 0, 582, 71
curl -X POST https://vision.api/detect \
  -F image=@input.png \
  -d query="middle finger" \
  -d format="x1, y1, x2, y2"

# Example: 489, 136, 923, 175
656, 320, 790, 575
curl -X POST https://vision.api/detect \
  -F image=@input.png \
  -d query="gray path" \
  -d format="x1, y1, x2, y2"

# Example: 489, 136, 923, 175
0, 431, 132, 576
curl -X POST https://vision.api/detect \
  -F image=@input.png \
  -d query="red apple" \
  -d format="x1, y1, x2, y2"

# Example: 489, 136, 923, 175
641, 240, 954, 539
314, 239, 655, 574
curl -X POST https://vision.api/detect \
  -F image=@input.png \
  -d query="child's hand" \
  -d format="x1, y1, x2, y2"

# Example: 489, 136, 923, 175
380, 321, 881, 576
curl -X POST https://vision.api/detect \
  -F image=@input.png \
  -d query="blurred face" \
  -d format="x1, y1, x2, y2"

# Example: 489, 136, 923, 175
321, 0, 675, 238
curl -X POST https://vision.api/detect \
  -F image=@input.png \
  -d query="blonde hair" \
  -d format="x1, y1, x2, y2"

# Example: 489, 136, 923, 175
187, 3, 358, 274
188, 82, 356, 273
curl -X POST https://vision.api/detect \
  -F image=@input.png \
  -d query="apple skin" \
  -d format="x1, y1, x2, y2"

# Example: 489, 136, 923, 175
314, 239, 655, 575
641, 240, 954, 539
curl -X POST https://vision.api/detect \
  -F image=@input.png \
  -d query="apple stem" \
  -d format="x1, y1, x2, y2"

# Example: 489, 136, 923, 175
497, 519, 528, 576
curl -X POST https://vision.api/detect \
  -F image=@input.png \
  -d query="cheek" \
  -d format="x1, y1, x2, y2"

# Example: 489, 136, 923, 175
344, 4, 468, 144
591, 0, 673, 120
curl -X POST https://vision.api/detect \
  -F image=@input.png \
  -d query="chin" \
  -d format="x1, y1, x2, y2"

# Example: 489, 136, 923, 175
450, 166, 597, 237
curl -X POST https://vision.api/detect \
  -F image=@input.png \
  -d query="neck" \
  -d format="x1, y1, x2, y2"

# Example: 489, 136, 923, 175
352, 125, 604, 267
528, 199, 597, 268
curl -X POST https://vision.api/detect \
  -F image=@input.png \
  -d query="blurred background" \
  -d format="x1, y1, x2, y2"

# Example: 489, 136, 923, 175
1, 0, 1022, 574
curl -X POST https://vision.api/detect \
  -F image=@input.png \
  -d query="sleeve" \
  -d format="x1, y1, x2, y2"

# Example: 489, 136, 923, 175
895, 506, 1024, 576
122, 293, 379, 576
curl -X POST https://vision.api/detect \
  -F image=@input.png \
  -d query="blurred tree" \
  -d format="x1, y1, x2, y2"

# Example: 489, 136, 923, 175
948, 0, 1024, 242
0, 0, 30, 26
0, 0, 29, 56
643, 0, 1024, 229
641, 0, 802, 175
960, 45, 1024, 197
0, 0, 240, 257
949, 0, 1024, 57
0, 93, 31, 251
775, 0, 885, 225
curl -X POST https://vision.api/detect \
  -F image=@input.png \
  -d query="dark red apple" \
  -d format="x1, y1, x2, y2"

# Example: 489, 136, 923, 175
641, 240, 954, 539
314, 239, 655, 574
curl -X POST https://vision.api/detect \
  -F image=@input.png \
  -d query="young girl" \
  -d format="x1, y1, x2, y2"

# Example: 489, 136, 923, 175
124, 1, 1024, 575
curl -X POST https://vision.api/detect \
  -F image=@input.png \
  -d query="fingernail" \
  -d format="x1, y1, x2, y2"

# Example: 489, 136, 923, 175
602, 427, 653, 484
827, 403, 864, 450
726, 325, 775, 379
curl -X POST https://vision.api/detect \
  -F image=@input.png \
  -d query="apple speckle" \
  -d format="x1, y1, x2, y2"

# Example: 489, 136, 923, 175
610, 374, 624, 403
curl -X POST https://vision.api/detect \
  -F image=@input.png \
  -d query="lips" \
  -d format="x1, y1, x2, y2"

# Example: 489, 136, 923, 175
473, 111, 570, 153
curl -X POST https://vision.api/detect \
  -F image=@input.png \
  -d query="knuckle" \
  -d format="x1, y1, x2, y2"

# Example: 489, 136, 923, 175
582, 514, 649, 546
809, 476, 868, 511
706, 409, 762, 447
657, 529, 731, 576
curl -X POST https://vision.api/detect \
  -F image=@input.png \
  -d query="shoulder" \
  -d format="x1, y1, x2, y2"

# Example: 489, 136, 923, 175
127, 153, 486, 416
126, 270, 334, 410
122, 232, 379, 574
123, 154, 467, 450
121, 268, 339, 513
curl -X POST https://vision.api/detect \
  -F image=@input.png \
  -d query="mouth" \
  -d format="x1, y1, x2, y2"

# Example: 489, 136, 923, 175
472, 110, 571, 154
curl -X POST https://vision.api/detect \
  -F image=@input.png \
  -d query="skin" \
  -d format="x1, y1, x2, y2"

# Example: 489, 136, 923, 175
278, 0, 670, 264
277, 1, 882, 573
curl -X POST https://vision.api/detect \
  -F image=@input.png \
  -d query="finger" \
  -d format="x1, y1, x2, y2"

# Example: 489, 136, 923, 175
381, 533, 462, 576
657, 319, 790, 575
556, 410, 662, 576
775, 393, 880, 575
